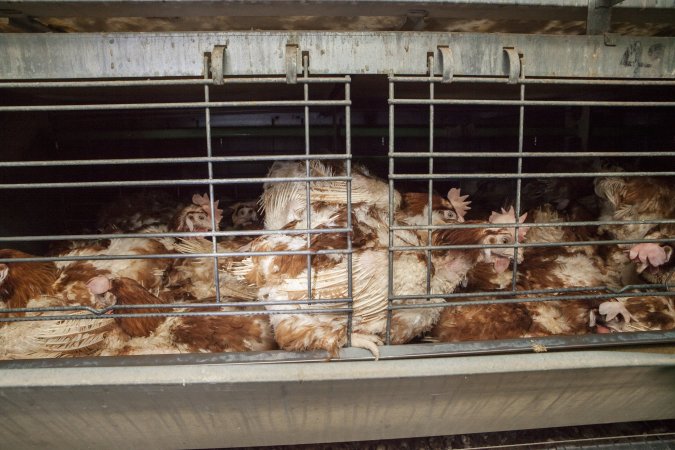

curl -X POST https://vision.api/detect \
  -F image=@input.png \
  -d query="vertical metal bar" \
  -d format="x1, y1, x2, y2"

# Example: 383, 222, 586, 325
303, 55, 313, 303
204, 56, 222, 303
511, 80, 525, 291
426, 55, 435, 296
386, 75, 395, 345
345, 77, 353, 345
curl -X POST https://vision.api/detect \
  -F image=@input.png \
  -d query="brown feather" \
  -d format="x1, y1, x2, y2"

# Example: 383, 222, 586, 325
108, 277, 171, 337
0, 249, 58, 311
172, 314, 276, 352
432, 303, 532, 342
272, 315, 347, 358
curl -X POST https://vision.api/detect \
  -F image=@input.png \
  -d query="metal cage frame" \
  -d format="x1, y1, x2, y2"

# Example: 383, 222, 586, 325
1, 27, 674, 448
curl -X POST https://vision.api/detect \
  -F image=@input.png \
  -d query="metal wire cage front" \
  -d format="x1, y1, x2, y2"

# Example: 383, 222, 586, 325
1, 34, 674, 361
0, 29, 674, 448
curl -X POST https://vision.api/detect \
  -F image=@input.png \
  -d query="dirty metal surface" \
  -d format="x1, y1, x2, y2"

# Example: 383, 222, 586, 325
0, 32, 673, 80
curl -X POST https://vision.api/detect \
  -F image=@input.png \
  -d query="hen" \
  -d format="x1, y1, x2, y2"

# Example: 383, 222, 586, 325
592, 175, 675, 332
0, 194, 229, 359
159, 236, 259, 303
0, 249, 59, 312
0, 252, 275, 359
96, 190, 184, 234
228, 161, 520, 358
88, 276, 276, 356
595, 175, 674, 285
228, 200, 263, 230
56, 193, 223, 293
0, 250, 115, 359
431, 205, 611, 342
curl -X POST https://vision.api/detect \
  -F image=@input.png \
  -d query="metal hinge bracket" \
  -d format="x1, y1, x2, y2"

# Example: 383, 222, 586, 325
210, 45, 227, 85
285, 44, 300, 84
437, 46, 453, 83
503, 47, 522, 83
587, 0, 624, 35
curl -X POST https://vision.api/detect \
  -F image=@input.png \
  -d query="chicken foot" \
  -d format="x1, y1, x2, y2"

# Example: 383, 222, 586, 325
350, 332, 383, 360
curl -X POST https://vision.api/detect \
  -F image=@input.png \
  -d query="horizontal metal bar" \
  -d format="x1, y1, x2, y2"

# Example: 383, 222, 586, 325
534, 432, 675, 449
405, 332, 675, 358
20, 236, 673, 264
1, 32, 673, 79
0, 298, 354, 316
390, 237, 674, 252
6, 285, 666, 317
0, 237, 675, 263
0, 76, 350, 88
0, 307, 354, 323
38, 222, 657, 245
391, 282, 673, 301
390, 151, 675, 158
2, 336, 674, 370
390, 171, 675, 180
0, 153, 350, 169
0, 99, 351, 112
0, 227, 352, 243
390, 75, 675, 86
391, 218, 675, 232
0, 175, 351, 190
392, 282, 668, 302
54, 125, 666, 142
389, 290, 674, 308
0, 248, 352, 264
390, 99, 675, 107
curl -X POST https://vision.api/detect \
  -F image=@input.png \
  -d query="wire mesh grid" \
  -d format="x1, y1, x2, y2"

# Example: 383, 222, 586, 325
0, 62, 360, 356
386, 56, 675, 350
0, 54, 674, 361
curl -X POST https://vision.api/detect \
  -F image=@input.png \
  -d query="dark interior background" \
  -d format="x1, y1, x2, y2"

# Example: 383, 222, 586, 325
1, 75, 673, 253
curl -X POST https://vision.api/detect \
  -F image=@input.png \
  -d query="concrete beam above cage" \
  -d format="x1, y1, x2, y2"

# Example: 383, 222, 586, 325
1, 31, 674, 80
1, 0, 674, 23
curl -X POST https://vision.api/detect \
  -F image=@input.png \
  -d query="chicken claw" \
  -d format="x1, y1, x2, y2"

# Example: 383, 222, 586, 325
629, 243, 672, 273
350, 333, 383, 360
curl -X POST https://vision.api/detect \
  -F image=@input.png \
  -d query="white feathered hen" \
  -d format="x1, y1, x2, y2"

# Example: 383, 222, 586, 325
228, 161, 519, 358
0, 250, 115, 359
56, 193, 224, 293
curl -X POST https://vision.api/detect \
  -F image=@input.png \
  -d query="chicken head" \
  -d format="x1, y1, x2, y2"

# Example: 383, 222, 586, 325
483, 207, 530, 273
170, 193, 224, 233
229, 201, 260, 228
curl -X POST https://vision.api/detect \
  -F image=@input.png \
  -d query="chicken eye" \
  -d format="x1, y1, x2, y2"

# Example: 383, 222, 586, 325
499, 235, 510, 244
443, 210, 457, 220
198, 213, 206, 220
